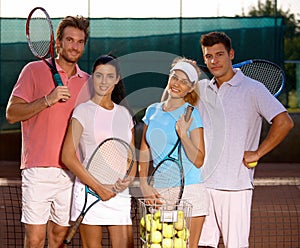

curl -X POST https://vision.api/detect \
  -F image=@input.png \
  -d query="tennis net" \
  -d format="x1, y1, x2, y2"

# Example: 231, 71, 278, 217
0, 169, 299, 247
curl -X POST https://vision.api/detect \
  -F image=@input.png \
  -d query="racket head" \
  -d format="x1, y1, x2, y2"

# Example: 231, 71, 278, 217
148, 157, 184, 201
233, 59, 285, 97
86, 138, 134, 185
26, 7, 54, 59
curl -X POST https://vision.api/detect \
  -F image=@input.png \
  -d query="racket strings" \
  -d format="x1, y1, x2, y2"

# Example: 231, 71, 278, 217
241, 62, 283, 95
150, 160, 183, 200
28, 11, 52, 58
87, 140, 133, 184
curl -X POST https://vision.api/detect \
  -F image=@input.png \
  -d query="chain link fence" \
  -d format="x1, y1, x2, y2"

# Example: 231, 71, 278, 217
0, 17, 284, 130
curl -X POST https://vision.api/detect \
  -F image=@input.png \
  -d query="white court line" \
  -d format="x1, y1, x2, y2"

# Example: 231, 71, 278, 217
0, 177, 299, 187
254, 177, 300, 186
130, 177, 300, 187
0, 178, 21, 186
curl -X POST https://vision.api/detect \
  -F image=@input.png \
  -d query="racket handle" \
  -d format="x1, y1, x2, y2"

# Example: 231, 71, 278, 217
63, 215, 84, 245
53, 73, 64, 86
184, 105, 194, 121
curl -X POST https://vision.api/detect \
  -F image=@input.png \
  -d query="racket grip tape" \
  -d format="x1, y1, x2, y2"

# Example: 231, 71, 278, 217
63, 215, 84, 244
184, 105, 194, 121
53, 73, 64, 86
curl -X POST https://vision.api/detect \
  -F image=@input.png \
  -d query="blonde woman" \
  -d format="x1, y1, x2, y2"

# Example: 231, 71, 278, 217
139, 57, 209, 248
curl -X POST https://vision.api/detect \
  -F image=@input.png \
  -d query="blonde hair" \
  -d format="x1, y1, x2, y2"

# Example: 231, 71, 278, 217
170, 57, 200, 106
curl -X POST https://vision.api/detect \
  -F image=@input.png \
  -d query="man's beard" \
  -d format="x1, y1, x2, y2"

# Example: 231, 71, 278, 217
59, 48, 82, 64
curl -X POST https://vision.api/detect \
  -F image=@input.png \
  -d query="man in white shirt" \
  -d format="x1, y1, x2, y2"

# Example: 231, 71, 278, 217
197, 31, 294, 248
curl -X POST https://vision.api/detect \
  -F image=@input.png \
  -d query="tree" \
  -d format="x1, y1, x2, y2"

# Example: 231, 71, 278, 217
246, 0, 300, 92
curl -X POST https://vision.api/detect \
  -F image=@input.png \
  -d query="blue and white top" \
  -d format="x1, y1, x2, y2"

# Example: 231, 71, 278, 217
143, 102, 204, 185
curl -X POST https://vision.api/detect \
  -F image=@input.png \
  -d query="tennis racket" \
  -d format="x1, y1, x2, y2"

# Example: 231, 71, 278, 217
147, 105, 194, 204
63, 137, 135, 245
199, 59, 285, 97
26, 7, 63, 86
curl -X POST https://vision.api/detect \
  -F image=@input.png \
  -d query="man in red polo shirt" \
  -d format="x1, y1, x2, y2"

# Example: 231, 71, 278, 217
6, 15, 114, 247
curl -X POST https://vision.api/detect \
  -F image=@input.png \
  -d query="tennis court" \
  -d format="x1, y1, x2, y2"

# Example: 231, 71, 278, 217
0, 161, 299, 247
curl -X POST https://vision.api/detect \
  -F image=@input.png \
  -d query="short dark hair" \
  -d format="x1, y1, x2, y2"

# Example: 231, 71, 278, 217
56, 15, 90, 44
200, 31, 232, 53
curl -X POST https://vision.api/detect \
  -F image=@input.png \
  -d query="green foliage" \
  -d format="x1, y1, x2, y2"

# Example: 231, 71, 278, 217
284, 36, 300, 90
246, 0, 300, 90
249, 0, 298, 38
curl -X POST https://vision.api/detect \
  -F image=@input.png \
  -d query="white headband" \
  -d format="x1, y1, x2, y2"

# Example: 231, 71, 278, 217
170, 61, 198, 83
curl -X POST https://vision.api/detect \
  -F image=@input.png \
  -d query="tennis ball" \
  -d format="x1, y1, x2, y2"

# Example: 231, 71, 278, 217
140, 227, 146, 240
142, 243, 150, 248
248, 161, 258, 167
162, 238, 173, 248
174, 211, 185, 230
174, 238, 186, 248
140, 217, 145, 228
146, 233, 151, 242
146, 219, 158, 233
150, 244, 162, 248
177, 210, 185, 218
140, 214, 151, 228
156, 218, 163, 230
174, 216, 186, 231
153, 211, 161, 220
162, 224, 175, 238
177, 228, 190, 241
150, 230, 162, 243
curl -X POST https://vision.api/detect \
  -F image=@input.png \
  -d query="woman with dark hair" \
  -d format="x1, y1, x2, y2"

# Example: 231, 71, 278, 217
62, 54, 136, 247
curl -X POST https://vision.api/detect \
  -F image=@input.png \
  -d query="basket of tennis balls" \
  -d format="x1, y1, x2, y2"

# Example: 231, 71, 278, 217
138, 199, 192, 248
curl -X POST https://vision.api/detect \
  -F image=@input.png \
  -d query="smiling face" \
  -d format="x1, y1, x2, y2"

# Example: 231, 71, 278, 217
56, 26, 86, 64
167, 70, 194, 99
92, 63, 120, 98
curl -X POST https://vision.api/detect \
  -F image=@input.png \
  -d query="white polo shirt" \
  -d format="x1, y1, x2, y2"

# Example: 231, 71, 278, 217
197, 69, 286, 190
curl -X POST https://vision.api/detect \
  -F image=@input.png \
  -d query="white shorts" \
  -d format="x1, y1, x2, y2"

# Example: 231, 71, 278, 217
71, 178, 132, 225
182, 183, 209, 217
199, 188, 253, 248
157, 183, 209, 217
21, 167, 74, 226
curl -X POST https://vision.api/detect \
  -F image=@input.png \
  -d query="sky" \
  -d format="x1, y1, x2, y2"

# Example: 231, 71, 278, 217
0, 0, 299, 18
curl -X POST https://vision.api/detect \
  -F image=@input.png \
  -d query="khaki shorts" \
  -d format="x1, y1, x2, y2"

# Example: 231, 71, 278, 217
21, 167, 74, 226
